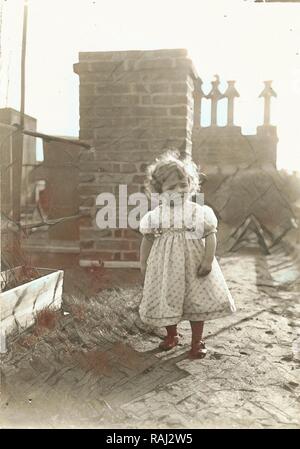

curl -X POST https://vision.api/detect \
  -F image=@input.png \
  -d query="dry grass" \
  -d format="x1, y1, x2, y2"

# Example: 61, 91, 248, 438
69, 303, 87, 321
111, 342, 145, 369
34, 308, 60, 336
76, 349, 112, 376
18, 334, 39, 349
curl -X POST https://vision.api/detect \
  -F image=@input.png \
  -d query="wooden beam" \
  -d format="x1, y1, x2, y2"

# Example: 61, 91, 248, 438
21, 128, 92, 149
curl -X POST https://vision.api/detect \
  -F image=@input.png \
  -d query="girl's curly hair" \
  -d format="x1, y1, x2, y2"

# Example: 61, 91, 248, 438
144, 148, 201, 198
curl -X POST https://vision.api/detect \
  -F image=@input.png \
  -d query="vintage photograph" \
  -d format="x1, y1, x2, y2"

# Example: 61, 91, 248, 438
0, 0, 300, 430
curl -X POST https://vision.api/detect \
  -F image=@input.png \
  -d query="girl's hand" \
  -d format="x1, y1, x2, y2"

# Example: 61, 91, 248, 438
197, 260, 212, 277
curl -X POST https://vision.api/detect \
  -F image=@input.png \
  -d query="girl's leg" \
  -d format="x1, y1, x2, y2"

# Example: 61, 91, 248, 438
159, 324, 179, 351
189, 321, 207, 359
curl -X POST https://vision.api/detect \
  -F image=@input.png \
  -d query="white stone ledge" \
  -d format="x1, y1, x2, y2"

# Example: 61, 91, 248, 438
79, 259, 140, 268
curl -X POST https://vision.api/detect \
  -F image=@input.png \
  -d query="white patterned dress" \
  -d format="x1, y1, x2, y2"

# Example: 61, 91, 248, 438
139, 200, 236, 327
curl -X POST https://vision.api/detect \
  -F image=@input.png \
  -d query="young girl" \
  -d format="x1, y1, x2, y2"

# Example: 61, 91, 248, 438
139, 150, 236, 359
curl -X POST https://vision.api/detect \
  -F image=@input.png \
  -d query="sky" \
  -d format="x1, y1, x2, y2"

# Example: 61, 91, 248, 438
0, 0, 300, 170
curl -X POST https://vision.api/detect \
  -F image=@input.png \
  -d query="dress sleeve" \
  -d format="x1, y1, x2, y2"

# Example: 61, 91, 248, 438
139, 210, 157, 240
203, 205, 218, 237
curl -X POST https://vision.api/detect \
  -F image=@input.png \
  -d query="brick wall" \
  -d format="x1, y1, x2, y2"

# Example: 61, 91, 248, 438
74, 49, 197, 267
192, 125, 278, 175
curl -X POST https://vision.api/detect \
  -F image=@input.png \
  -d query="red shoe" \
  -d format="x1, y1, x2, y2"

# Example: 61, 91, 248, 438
159, 335, 179, 351
188, 340, 207, 359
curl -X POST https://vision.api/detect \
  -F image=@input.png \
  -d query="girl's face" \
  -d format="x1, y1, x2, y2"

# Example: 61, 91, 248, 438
161, 169, 190, 195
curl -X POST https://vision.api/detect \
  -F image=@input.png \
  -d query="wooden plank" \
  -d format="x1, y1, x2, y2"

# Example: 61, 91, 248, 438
0, 268, 64, 347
